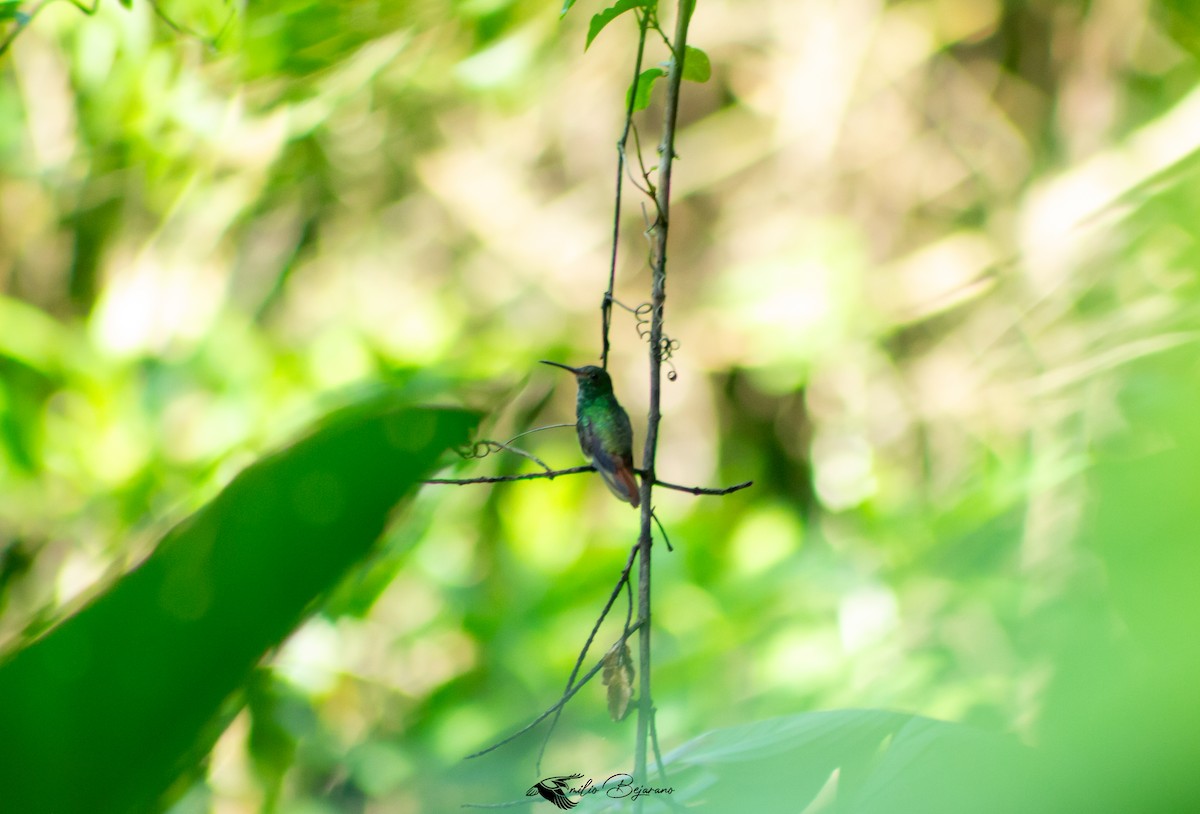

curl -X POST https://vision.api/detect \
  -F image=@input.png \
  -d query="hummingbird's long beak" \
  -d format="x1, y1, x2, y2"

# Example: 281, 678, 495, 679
539, 360, 582, 375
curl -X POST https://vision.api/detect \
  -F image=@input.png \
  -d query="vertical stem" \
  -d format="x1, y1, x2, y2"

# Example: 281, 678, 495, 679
634, 0, 695, 794
602, 13, 651, 371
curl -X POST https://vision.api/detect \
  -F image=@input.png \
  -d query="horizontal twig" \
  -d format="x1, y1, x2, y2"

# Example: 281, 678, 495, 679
424, 466, 593, 485
424, 466, 752, 496
649, 476, 753, 496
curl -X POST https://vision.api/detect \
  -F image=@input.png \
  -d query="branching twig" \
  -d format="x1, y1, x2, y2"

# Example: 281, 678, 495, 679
648, 16, 673, 52
535, 544, 640, 773
622, 558, 635, 632
629, 124, 660, 213
465, 618, 646, 761
649, 509, 673, 552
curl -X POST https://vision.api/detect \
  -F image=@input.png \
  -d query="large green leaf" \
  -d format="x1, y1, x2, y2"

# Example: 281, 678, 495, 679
844, 715, 1037, 814
665, 708, 908, 765
593, 709, 1036, 813
0, 398, 477, 814
1038, 345, 1200, 813
660, 709, 911, 812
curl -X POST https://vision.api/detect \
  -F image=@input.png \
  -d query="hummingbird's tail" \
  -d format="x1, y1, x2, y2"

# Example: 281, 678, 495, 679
592, 454, 640, 508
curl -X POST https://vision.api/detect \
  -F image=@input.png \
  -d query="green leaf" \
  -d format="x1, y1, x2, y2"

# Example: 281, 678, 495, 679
667, 709, 909, 765
0, 398, 478, 814
0, 1, 21, 22
585, 0, 645, 50
560, 0, 577, 17
627, 66, 664, 112
644, 711, 1036, 814
117, 0, 132, 8
682, 44, 711, 82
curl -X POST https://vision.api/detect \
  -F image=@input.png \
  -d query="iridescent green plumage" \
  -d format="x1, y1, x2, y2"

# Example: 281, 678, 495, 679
541, 361, 639, 508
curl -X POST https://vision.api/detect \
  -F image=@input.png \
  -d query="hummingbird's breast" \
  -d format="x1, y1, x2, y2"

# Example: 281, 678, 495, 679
577, 394, 632, 455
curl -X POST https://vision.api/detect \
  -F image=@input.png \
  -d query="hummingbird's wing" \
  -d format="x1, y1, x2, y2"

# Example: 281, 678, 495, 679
578, 406, 639, 508
589, 444, 640, 508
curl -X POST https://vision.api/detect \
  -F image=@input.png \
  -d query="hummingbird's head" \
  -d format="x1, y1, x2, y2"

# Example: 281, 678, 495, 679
540, 361, 614, 397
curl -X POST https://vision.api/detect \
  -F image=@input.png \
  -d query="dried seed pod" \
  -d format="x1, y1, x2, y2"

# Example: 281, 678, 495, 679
602, 641, 635, 721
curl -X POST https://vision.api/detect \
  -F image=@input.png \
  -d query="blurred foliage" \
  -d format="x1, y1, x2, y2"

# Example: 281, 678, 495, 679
0, 401, 475, 813
3, 0, 1200, 811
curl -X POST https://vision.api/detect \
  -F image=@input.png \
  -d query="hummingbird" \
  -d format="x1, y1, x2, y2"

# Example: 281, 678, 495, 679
540, 361, 640, 508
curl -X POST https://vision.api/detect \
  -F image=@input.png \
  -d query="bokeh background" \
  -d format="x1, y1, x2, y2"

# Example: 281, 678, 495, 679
4, 0, 1200, 811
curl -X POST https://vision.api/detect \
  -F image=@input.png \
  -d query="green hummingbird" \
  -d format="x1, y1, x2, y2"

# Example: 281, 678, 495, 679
541, 361, 640, 508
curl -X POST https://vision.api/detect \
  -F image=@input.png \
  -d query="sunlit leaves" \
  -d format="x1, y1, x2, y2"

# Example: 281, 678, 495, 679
585, 0, 647, 50
623, 46, 710, 111
681, 45, 709, 82
627, 66, 664, 111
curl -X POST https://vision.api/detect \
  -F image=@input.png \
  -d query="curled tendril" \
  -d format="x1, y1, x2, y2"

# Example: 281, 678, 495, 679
454, 423, 575, 473
459, 440, 503, 460
633, 302, 653, 339
606, 299, 680, 380
608, 298, 653, 342
659, 336, 680, 380
457, 439, 553, 473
